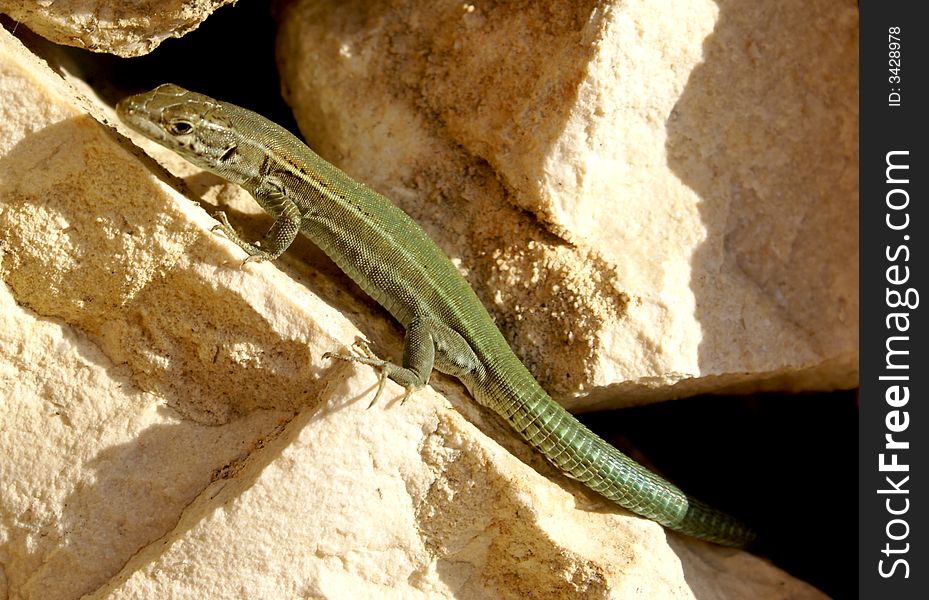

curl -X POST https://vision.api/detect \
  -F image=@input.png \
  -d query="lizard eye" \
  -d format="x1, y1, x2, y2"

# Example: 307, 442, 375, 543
167, 120, 193, 135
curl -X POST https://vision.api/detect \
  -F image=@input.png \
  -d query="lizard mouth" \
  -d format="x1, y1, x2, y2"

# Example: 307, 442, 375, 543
117, 95, 165, 142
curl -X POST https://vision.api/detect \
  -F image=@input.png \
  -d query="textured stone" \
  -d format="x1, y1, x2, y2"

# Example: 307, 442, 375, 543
0, 0, 234, 57
84, 378, 825, 600
276, 0, 859, 410
1, 26, 827, 599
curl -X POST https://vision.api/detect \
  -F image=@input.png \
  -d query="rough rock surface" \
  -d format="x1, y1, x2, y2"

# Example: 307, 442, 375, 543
0, 27, 828, 599
0, 0, 234, 57
276, 0, 859, 411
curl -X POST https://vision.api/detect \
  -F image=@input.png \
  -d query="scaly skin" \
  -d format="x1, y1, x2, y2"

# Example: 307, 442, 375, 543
117, 84, 756, 547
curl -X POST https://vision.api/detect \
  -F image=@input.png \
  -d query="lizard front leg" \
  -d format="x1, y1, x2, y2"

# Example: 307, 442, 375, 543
212, 186, 302, 263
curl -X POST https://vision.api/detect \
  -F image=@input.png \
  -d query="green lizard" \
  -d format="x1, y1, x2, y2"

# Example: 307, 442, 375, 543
117, 84, 756, 547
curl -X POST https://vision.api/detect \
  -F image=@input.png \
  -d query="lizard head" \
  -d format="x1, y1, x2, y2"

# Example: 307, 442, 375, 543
117, 84, 243, 179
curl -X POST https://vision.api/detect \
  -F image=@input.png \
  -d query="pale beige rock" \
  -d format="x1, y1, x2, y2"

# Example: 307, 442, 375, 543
0, 278, 287, 600
84, 380, 825, 600
1, 27, 826, 599
0, 0, 234, 57
276, 0, 859, 410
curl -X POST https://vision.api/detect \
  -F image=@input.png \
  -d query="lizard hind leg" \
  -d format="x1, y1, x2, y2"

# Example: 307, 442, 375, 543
322, 341, 395, 408
323, 318, 436, 407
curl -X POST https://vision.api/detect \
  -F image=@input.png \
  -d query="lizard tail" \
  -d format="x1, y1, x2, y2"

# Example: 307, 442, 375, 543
495, 384, 757, 548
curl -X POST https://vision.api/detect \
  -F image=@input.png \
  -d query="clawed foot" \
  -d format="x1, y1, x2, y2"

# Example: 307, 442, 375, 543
323, 340, 418, 408
210, 210, 237, 238
210, 211, 271, 265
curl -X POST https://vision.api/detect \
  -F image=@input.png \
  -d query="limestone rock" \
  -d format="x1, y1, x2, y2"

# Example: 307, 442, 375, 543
0, 0, 234, 57
0, 27, 826, 599
276, 0, 859, 410
83, 378, 826, 600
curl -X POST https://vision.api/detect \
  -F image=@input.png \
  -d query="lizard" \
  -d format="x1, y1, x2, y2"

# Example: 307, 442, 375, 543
117, 83, 756, 548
